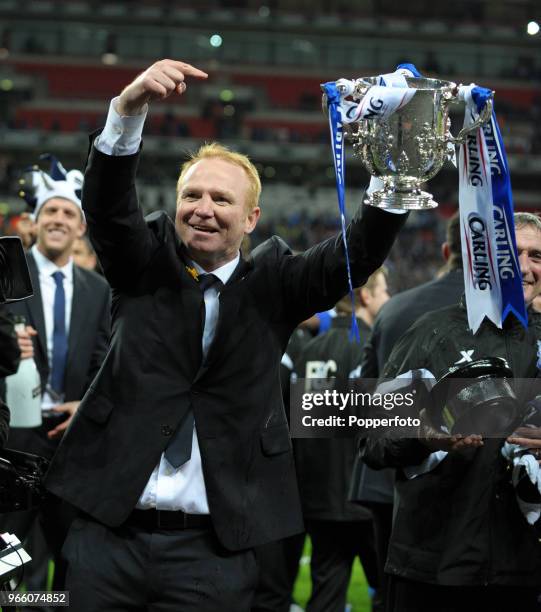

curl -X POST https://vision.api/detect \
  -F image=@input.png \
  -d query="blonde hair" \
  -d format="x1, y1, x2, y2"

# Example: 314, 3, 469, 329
177, 142, 262, 211
335, 267, 387, 315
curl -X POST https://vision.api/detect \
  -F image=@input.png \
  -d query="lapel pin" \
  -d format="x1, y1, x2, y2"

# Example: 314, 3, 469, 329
185, 266, 199, 281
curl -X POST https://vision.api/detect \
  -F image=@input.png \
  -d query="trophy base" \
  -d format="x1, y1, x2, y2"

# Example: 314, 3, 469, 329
363, 189, 438, 210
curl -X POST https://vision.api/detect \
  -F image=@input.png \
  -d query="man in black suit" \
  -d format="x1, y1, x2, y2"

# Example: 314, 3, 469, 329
361, 214, 541, 611
7, 186, 111, 452
293, 270, 389, 612
44, 59, 407, 611
3, 168, 111, 590
360, 212, 463, 380
349, 212, 464, 605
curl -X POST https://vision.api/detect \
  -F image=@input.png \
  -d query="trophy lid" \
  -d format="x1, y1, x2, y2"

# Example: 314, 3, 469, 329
427, 358, 520, 436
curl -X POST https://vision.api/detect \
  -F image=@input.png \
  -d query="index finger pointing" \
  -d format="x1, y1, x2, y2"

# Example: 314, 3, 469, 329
171, 61, 208, 79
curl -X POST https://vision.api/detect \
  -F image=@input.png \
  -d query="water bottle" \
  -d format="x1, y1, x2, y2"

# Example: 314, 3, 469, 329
5, 316, 42, 427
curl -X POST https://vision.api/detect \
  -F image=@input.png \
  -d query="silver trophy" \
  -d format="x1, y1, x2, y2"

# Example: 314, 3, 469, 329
323, 76, 493, 210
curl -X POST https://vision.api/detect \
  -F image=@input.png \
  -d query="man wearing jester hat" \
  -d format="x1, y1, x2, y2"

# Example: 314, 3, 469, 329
3, 155, 111, 590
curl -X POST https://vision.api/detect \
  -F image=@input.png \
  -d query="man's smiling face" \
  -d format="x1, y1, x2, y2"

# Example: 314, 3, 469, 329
175, 158, 260, 271
36, 197, 85, 264
516, 224, 541, 306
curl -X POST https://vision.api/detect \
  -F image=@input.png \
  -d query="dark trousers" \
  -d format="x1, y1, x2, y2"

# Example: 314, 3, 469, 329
251, 533, 305, 612
305, 519, 379, 612
362, 501, 393, 607
62, 515, 258, 612
387, 576, 541, 612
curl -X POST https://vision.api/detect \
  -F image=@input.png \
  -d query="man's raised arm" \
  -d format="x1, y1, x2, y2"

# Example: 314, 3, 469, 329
83, 60, 207, 287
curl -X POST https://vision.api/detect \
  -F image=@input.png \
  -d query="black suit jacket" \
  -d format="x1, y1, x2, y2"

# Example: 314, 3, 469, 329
361, 268, 464, 379
7, 253, 111, 405
45, 144, 407, 551
349, 268, 464, 505
293, 316, 373, 522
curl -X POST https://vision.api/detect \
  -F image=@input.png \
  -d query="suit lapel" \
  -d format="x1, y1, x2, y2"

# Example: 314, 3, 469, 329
226, 256, 251, 286
67, 266, 88, 365
26, 254, 47, 361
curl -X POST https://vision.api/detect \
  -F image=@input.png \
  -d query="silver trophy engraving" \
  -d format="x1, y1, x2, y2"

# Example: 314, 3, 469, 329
323, 76, 493, 210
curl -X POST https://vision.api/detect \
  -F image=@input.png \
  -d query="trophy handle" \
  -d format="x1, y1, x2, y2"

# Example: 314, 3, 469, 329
447, 95, 494, 145
321, 92, 329, 116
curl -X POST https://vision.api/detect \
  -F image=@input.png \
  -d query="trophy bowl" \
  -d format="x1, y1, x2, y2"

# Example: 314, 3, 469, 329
324, 75, 493, 210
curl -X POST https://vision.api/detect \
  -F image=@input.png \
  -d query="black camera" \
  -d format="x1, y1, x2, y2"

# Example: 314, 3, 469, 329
0, 236, 46, 512
0, 236, 33, 304
0, 449, 48, 512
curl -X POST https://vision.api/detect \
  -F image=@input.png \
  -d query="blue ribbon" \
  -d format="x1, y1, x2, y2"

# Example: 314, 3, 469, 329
322, 81, 361, 343
396, 63, 422, 77
477, 96, 527, 328
470, 87, 492, 114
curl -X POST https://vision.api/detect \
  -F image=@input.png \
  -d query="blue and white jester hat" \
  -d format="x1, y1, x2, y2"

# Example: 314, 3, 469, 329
18, 154, 85, 221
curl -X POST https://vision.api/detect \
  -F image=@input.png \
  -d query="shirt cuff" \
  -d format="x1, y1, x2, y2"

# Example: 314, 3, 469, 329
403, 450, 448, 479
94, 97, 148, 156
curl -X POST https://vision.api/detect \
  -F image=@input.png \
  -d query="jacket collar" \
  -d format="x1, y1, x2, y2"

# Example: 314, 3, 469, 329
178, 245, 253, 288
459, 292, 541, 329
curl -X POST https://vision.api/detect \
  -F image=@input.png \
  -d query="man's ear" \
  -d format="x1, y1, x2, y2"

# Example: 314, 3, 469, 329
245, 207, 261, 234
359, 287, 370, 307
76, 222, 87, 240
442, 242, 450, 262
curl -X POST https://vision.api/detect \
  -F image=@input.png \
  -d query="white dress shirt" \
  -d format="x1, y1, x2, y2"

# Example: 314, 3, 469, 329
135, 256, 239, 513
95, 99, 239, 513
31, 245, 74, 410
95, 97, 147, 156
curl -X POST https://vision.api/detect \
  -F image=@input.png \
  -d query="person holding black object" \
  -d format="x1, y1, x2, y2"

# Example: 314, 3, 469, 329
292, 269, 389, 612
2, 159, 111, 593
349, 212, 464, 606
362, 213, 541, 611
44, 59, 408, 611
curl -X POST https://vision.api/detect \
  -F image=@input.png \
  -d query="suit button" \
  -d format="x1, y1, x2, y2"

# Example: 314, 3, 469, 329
161, 425, 173, 436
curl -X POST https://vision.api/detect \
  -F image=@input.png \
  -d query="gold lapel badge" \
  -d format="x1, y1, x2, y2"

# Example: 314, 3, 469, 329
185, 265, 199, 281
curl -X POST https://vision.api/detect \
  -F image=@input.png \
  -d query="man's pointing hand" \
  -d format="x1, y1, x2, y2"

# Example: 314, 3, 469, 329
116, 59, 208, 116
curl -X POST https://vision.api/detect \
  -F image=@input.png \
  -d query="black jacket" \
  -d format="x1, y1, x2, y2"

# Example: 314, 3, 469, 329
44, 143, 407, 552
351, 268, 465, 504
362, 302, 541, 586
361, 268, 464, 379
7, 253, 111, 405
4, 252, 110, 461
293, 316, 372, 521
